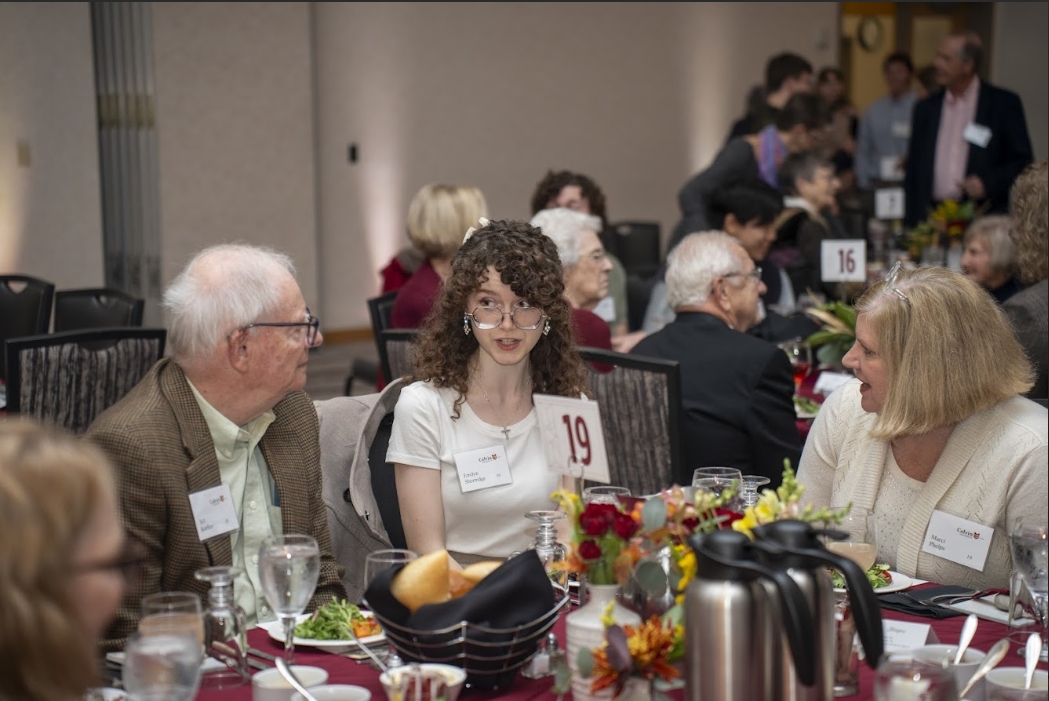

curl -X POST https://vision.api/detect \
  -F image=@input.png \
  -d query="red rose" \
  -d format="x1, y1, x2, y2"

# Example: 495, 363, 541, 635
579, 503, 617, 536
715, 507, 744, 529
681, 517, 700, 532
579, 539, 603, 560
612, 512, 639, 539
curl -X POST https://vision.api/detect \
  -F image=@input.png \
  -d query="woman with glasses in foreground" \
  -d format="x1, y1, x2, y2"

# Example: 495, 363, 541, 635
387, 219, 589, 565
0, 420, 138, 700
798, 266, 1047, 589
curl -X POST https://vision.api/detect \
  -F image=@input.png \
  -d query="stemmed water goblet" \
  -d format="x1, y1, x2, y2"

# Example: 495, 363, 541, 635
740, 475, 771, 508
525, 510, 569, 591
692, 467, 742, 509
194, 565, 249, 689
582, 485, 631, 505
258, 534, 321, 664
826, 507, 879, 574
138, 592, 205, 646
1009, 515, 1048, 662
778, 337, 813, 393
123, 630, 203, 701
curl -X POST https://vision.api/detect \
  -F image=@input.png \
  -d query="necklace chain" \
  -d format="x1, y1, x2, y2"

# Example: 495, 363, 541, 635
479, 388, 527, 439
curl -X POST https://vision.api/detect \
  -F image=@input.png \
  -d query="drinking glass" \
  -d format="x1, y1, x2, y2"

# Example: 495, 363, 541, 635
826, 507, 879, 574
873, 657, 957, 701
1009, 516, 1048, 662
123, 631, 203, 701
777, 338, 813, 392
740, 475, 771, 509
139, 592, 204, 648
194, 565, 249, 689
257, 534, 321, 664
1007, 569, 1040, 647
363, 549, 418, 668
692, 468, 742, 509
582, 485, 631, 505
525, 510, 569, 591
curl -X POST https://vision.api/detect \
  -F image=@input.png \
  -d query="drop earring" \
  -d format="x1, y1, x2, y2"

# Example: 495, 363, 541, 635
543, 320, 551, 336
463, 316, 471, 335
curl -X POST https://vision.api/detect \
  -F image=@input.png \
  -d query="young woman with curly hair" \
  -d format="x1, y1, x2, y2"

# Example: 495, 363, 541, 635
386, 219, 589, 565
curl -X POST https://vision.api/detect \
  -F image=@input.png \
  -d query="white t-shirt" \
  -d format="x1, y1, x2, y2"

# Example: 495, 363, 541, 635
386, 381, 560, 558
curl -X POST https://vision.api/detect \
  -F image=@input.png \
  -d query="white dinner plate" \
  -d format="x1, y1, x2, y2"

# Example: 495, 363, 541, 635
84, 689, 128, 701
834, 570, 912, 594
257, 612, 385, 651
795, 408, 819, 419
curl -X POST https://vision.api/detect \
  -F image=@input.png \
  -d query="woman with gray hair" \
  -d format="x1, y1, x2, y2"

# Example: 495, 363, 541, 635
529, 207, 613, 351
960, 214, 1021, 304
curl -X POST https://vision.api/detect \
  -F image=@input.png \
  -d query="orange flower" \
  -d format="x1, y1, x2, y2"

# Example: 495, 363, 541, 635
590, 617, 681, 696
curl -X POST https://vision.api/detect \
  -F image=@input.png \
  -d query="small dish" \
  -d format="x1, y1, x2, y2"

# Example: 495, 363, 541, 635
292, 684, 371, 701
834, 570, 913, 595
379, 663, 467, 701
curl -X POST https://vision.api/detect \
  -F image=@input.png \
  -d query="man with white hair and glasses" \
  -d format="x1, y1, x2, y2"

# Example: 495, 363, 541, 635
88, 242, 346, 650
631, 232, 801, 489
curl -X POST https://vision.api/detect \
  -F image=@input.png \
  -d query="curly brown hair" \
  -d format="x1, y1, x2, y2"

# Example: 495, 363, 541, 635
408, 219, 590, 417
1009, 160, 1048, 284
529, 170, 608, 224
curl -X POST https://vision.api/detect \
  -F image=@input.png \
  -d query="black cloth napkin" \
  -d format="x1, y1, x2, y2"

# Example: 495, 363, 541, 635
364, 550, 557, 688
878, 585, 972, 619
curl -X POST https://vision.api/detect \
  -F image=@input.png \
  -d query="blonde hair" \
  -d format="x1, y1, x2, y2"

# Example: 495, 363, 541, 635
406, 184, 488, 260
856, 266, 1033, 439
0, 420, 119, 700
963, 215, 1016, 275
1009, 160, 1048, 284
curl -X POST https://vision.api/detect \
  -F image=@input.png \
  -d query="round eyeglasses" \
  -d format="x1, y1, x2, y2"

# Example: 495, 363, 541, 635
466, 304, 546, 330
724, 266, 763, 284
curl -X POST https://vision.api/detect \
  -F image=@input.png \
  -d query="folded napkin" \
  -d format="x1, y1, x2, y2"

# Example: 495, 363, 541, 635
878, 585, 971, 620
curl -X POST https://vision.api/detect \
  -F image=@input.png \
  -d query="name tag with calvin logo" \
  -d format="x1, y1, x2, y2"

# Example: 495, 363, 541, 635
188, 484, 239, 541
453, 444, 513, 494
921, 510, 994, 571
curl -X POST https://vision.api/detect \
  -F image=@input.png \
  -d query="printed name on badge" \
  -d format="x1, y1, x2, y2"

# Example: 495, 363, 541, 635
453, 444, 513, 494
188, 484, 239, 541
921, 510, 993, 571
963, 122, 992, 148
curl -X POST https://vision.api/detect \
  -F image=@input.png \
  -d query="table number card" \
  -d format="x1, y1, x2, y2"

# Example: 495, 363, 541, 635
821, 240, 867, 283
875, 187, 905, 220
533, 393, 610, 483
882, 619, 938, 653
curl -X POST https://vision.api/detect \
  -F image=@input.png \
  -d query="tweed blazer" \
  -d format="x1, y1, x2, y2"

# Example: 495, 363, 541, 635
86, 358, 346, 651
1004, 279, 1049, 400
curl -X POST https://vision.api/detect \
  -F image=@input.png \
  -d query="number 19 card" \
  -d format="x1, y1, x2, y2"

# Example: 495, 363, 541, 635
532, 394, 610, 483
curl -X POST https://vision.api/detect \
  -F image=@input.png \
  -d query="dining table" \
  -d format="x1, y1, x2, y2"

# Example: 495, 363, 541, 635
196, 582, 1046, 701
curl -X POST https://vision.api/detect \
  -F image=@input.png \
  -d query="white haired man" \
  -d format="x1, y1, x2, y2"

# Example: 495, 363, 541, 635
631, 232, 801, 488
88, 243, 346, 650
529, 207, 614, 350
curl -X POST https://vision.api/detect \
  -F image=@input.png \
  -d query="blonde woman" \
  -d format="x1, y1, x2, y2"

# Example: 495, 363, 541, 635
960, 215, 1021, 303
798, 266, 1047, 590
0, 420, 140, 700
389, 184, 488, 329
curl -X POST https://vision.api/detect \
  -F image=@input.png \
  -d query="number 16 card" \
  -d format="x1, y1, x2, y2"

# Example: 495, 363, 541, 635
532, 394, 611, 483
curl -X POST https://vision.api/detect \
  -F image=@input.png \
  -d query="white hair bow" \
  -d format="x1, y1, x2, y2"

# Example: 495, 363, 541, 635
462, 217, 491, 244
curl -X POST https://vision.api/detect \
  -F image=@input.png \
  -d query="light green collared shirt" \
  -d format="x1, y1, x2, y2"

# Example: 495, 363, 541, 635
188, 381, 280, 625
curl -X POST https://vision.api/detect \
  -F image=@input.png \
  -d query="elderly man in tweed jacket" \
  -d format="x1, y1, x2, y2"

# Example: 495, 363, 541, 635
88, 243, 346, 651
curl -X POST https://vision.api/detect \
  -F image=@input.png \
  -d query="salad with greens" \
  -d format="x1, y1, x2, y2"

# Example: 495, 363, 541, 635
293, 599, 382, 640
793, 395, 822, 416
830, 563, 892, 590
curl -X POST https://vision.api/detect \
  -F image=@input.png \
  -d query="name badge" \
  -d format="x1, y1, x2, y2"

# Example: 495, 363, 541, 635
188, 484, 239, 541
963, 122, 992, 148
879, 156, 904, 181
891, 121, 911, 139
453, 444, 513, 494
921, 510, 994, 571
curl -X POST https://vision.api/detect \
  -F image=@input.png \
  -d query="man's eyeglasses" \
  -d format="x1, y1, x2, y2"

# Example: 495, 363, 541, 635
73, 539, 149, 587
724, 266, 763, 284
466, 304, 546, 330
885, 261, 909, 303
242, 308, 321, 346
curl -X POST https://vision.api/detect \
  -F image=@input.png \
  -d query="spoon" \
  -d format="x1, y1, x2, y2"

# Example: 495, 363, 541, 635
1024, 632, 1042, 689
346, 621, 389, 673
954, 614, 978, 665
957, 638, 1008, 699
275, 657, 320, 701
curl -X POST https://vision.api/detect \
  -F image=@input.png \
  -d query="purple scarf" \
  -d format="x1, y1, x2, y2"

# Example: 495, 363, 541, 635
758, 124, 788, 189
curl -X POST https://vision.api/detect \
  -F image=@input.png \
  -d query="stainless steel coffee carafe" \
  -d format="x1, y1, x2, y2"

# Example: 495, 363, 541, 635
684, 530, 816, 701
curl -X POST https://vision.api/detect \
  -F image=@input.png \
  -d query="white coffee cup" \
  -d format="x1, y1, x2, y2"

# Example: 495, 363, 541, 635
291, 685, 371, 701
912, 644, 987, 701
251, 665, 329, 701
984, 668, 1049, 701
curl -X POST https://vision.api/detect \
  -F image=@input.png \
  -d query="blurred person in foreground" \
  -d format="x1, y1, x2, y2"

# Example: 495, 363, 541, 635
799, 266, 1047, 590
0, 420, 138, 700
388, 220, 588, 566
87, 243, 346, 650
632, 232, 801, 490
959, 215, 1022, 304
389, 183, 489, 329
855, 52, 917, 190
1003, 160, 1048, 399
529, 207, 613, 351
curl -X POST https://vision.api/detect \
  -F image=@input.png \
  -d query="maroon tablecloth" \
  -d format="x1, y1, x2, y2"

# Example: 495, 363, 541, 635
196, 583, 1044, 701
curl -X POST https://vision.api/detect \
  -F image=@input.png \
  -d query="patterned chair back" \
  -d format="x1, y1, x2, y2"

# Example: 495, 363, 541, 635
380, 328, 419, 384
4, 327, 166, 434
578, 347, 683, 496
0, 275, 55, 381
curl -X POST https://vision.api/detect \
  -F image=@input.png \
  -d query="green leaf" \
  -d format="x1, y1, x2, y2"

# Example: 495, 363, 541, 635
635, 559, 669, 595
661, 602, 684, 628
576, 646, 594, 678
831, 303, 856, 329
641, 495, 667, 532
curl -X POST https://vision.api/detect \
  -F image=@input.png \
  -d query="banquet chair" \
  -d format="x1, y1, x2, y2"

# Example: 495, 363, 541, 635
607, 221, 662, 279
578, 347, 683, 496
343, 291, 399, 395
4, 327, 166, 434
53, 287, 144, 332
0, 274, 55, 382
379, 329, 419, 385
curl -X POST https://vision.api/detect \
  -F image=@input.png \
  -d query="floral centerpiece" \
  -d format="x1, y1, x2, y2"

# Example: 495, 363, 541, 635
904, 198, 983, 261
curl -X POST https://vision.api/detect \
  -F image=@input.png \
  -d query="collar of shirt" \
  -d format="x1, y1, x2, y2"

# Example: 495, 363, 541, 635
186, 379, 276, 459
945, 75, 980, 108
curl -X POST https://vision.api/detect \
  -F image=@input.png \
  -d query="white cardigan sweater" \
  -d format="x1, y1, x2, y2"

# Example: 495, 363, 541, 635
798, 380, 1048, 590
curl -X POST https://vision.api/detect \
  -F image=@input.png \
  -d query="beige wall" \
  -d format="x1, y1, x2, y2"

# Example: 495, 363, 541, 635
0, 2, 103, 286
992, 2, 1049, 162
151, 1, 320, 307
841, 13, 897, 113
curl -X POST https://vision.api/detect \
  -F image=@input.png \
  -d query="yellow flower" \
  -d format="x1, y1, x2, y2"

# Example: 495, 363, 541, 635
600, 600, 616, 628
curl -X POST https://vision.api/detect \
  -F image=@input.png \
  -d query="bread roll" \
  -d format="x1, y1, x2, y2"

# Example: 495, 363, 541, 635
461, 560, 502, 584
448, 568, 473, 598
391, 549, 451, 612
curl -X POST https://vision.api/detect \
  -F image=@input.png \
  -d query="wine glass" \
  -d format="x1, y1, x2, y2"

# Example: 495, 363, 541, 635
525, 510, 569, 591
582, 485, 631, 505
257, 534, 321, 664
194, 565, 249, 689
1009, 516, 1048, 662
138, 592, 204, 649
778, 338, 813, 393
364, 549, 418, 668
740, 475, 771, 509
873, 656, 957, 701
1007, 569, 1041, 646
826, 507, 879, 574
123, 631, 203, 701
692, 467, 742, 506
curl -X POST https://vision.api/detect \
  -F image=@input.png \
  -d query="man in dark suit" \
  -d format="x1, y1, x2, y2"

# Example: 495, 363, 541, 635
903, 31, 1033, 227
88, 243, 346, 650
631, 232, 801, 489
